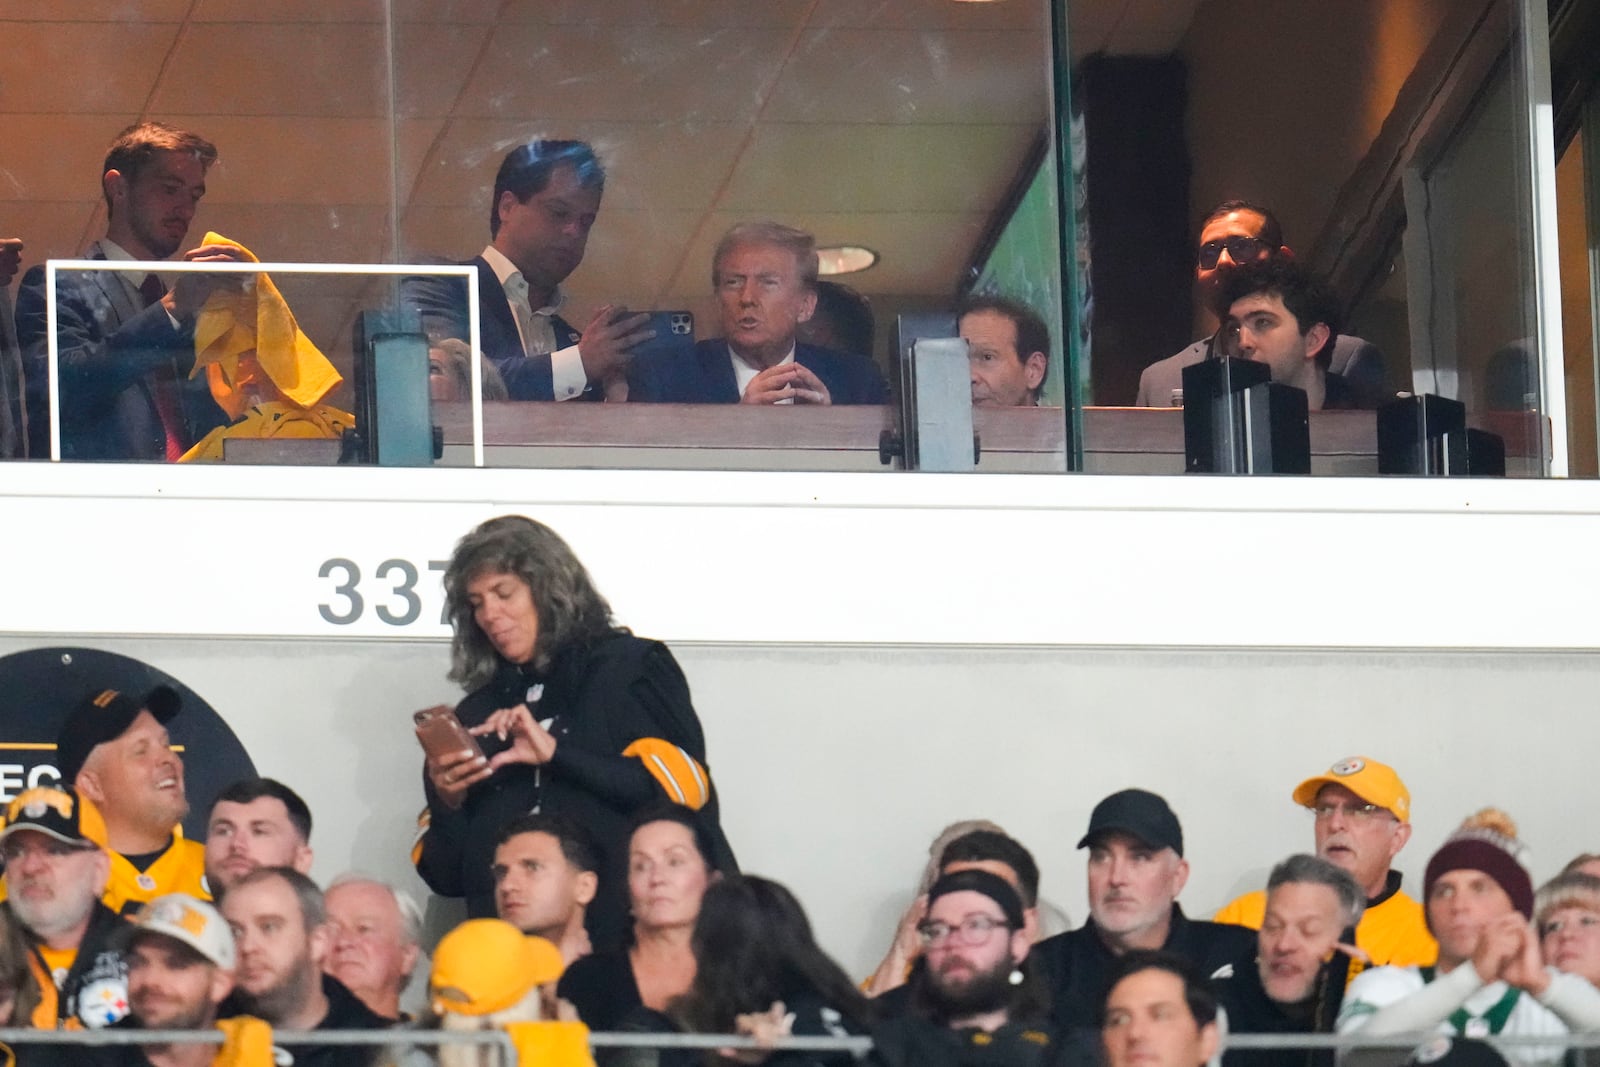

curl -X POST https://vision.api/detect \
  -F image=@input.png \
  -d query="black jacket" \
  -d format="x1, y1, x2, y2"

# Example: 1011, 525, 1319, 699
870, 1016, 1097, 1067
1216, 952, 1344, 1067
1032, 906, 1256, 1030
414, 632, 736, 952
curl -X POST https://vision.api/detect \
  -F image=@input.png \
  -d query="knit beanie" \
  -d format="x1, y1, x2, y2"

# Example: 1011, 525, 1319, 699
1423, 809, 1534, 920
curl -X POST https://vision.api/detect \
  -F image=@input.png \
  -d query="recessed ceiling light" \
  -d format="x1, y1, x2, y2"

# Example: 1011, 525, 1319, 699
816, 245, 878, 275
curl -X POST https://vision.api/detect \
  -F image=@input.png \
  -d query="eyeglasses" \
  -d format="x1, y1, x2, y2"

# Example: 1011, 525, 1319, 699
0, 838, 91, 863
1308, 803, 1392, 824
916, 915, 1011, 948
1197, 236, 1270, 270
1541, 914, 1600, 938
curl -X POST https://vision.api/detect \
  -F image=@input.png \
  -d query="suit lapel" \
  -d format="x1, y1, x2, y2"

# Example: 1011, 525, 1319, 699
473, 256, 522, 356
705, 343, 740, 403
86, 243, 142, 327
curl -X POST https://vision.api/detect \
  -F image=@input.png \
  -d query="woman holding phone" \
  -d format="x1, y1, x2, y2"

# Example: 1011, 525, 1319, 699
412, 514, 735, 952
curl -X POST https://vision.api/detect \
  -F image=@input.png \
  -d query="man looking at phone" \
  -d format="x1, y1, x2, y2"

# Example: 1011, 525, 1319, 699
401, 139, 650, 402
627, 220, 889, 405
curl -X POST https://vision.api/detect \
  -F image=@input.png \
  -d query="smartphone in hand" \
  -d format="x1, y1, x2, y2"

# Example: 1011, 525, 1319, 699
413, 705, 484, 764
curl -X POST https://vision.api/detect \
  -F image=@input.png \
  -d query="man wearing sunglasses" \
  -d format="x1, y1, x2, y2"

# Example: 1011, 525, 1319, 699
1214, 757, 1436, 987
1134, 200, 1385, 407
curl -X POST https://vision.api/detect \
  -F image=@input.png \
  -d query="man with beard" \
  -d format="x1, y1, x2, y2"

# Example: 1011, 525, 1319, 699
89, 894, 239, 1067
54, 686, 208, 915
15, 121, 247, 459
870, 870, 1094, 1067
1032, 789, 1254, 1031
204, 778, 314, 897
402, 139, 650, 402
0, 785, 130, 1029
220, 867, 389, 1067
1216, 854, 1365, 1067
1339, 811, 1600, 1067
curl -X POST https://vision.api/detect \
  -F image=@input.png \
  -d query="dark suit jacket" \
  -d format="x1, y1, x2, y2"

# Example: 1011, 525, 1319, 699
629, 339, 890, 405
15, 250, 227, 461
399, 256, 586, 402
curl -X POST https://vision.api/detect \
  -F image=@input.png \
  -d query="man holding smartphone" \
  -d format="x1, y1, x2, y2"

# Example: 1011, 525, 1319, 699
401, 139, 651, 402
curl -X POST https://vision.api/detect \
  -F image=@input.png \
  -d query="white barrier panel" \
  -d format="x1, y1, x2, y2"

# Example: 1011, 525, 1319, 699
3, 463, 1599, 649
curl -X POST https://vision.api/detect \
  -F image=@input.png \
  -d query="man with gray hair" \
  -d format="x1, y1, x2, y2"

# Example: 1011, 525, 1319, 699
628, 220, 888, 405
1216, 854, 1365, 1067
322, 874, 423, 1021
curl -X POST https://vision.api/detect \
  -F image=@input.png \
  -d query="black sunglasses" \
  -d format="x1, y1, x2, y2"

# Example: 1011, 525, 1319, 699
1197, 236, 1270, 270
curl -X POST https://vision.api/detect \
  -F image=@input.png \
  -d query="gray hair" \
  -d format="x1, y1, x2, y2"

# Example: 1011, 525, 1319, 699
327, 872, 424, 948
327, 873, 425, 994
429, 337, 509, 403
711, 221, 819, 290
443, 516, 615, 689
1266, 854, 1365, 929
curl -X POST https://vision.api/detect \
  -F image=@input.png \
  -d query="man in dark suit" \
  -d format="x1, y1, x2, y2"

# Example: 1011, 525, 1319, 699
401, 140, 649, 403
628, 220, 889, 405
15, 122, 243, 461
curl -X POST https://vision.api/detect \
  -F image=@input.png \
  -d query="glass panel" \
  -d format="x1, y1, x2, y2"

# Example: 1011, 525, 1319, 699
389, 1, 1068, 473
1075, 0, 1552, 476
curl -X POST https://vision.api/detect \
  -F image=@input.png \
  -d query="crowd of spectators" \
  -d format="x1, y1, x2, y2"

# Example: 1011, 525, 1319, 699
0, 123, 1380, 463
0, 512, 1593, 1067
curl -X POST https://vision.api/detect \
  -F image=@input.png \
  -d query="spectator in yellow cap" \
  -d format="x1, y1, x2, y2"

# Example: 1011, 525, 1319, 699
1215, 756, 1435, 983
427, 918, 571, 1067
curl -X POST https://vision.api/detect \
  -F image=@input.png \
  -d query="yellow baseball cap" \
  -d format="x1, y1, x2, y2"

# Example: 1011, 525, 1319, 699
1291, 756, 1410, 821
430, 919, 565, 1017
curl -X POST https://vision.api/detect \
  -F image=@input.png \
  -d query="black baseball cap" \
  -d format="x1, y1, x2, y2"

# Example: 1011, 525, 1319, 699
55, 686, 181, 784
1077, 788, 1184, 856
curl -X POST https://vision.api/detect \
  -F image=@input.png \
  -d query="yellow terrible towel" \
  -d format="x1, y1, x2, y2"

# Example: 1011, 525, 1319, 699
192, 232, 342, 416
213, 1016, 275, 1067
505, 1021, 596, 1067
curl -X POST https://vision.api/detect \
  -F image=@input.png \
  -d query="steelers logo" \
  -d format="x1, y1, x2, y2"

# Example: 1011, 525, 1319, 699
1331, 758, 1366, 776
22, 801, 46, 818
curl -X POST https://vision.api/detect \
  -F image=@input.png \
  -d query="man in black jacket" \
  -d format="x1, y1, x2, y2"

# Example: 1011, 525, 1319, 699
219, 867, 390, 1067
1215, 854, 1364, 1067
1, 784, 131, 1029
1033, 789, 1255, 1031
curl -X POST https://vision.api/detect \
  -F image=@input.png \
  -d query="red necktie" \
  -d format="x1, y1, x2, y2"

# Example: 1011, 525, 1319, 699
138, 273, 186, 462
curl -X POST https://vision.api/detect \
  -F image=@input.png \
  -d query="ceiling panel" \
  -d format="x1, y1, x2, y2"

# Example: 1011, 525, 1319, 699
497, 0, 814, 28
181, 117, 392, 208
0, 23, 180, 114
190, 0, 386, 21
768, 28, 1049, 126
0, 2, 190, 20
402, 120, 752, 216
392, 22, 493, 119
808, 0, 1045, 31
455, 24, 796, 124
154, 24, 389, 117
721, 123, 1036, 214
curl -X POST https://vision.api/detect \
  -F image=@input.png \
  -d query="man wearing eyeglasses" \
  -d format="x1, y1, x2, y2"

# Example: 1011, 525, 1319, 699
870, 869, 1095, 1066
0, 785, 132, 1029
1133, 200, 1385, 407
1215, 756, 1436, 986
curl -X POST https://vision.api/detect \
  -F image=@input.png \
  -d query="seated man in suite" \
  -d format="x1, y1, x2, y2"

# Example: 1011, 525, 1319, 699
628, 220, 889, 405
